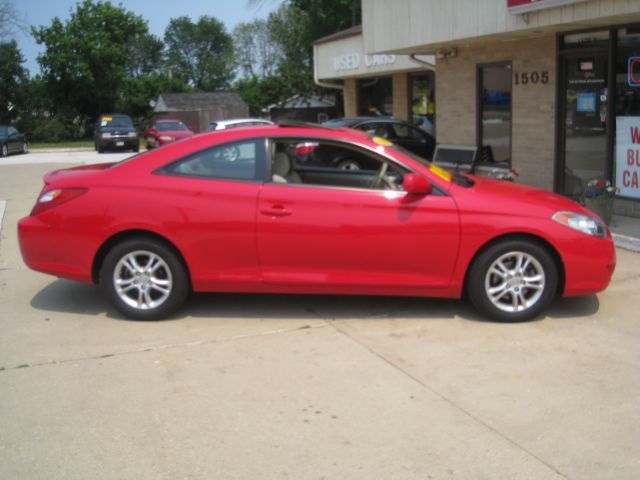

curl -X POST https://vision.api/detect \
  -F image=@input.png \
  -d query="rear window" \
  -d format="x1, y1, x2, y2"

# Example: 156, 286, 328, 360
156, 122, 188, 131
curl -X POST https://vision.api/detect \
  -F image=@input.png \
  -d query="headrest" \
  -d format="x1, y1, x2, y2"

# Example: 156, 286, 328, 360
272, 152, 291, 176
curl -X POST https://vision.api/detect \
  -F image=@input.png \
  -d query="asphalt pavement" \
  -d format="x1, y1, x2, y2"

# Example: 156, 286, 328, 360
0, 151, 639, 480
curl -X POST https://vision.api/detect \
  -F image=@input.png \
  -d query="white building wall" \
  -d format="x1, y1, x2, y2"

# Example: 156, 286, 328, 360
363, 0, 640, 54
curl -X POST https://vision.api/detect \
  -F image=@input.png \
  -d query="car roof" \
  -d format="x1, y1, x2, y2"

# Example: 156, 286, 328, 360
210, 118, 273, 126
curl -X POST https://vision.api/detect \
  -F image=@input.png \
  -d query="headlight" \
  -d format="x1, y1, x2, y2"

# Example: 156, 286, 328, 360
552, 211, 606, 238
128, 132, 137, 138
101, 132, 112, 138
159, 135, 173, 141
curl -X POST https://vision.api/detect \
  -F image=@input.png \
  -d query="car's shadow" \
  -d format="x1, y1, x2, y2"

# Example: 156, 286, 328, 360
30, 279, 600, 323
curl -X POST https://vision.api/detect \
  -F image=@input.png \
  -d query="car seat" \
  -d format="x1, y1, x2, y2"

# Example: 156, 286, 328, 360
272, 152, 302, 184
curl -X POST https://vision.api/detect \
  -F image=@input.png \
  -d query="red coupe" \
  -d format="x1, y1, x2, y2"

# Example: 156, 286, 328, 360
143, 119, 194, 149
18, 124, 616, 322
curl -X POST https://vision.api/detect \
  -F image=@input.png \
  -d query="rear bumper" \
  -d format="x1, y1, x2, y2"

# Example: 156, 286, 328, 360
18, 215, 95, 284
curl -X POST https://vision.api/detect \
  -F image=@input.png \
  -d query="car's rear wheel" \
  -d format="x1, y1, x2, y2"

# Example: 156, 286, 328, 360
467, 239, 558, 322
22, 141, 28, 154
1, 143, 7, 157
336, 159, 361, 170
100, 237, 189, 320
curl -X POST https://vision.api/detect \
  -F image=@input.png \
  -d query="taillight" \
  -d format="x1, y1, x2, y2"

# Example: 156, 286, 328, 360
30, 188, 87, 216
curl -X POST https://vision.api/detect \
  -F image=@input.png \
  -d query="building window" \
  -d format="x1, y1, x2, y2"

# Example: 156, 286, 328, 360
410, 72, 435, 136
478, 62, 512, 164
357, 76, 392, 116
615, 26, 640, 199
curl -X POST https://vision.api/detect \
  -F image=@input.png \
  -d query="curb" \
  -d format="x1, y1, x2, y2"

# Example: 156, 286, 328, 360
612, 233, 640, 254
0, 200, 5, 237
29, 148, 95, 153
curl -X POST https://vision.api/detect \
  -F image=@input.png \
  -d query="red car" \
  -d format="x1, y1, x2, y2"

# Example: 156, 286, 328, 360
143, 119, 194, 149
18, 124, 615, 322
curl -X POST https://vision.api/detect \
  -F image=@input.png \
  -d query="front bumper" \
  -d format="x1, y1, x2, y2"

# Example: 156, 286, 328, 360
97, 135, 138, 151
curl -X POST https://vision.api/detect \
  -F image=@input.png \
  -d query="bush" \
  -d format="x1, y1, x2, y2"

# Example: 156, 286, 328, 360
29, 116, 78, 142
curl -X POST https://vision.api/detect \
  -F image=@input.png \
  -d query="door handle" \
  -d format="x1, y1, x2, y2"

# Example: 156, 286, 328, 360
260, 205, 292, 217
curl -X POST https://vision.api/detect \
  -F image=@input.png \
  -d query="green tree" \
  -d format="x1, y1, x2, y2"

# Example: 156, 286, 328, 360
164, 16, 235, 91
0, 40, 27, 121
117, 73, 190, 124
0, 0, 26, 40
263, 0, 359, 102
233, 19, 278, 79
234, 74, 287, 116
32, 0, 153, 132
126, 32, 165, 78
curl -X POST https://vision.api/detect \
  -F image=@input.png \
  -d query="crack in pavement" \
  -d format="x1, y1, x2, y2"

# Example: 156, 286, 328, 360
328, 321, 570, 480
0, 322, 329, 372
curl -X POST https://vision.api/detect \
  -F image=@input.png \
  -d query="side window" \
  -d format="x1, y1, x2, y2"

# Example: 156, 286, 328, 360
8, 127, 17, 136
359, 123, 389, 139
160, 140, 261, 181
270, 139, 408, 191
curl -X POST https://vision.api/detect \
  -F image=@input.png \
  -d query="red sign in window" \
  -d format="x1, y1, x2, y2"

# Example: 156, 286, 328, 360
630, 57, 640, 87
507, 0, 587, 14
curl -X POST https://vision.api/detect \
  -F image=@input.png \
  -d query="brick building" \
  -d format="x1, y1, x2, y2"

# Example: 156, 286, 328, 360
313, 0, 640, 217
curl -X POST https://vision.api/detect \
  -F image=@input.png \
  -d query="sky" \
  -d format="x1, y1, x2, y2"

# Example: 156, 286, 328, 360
12, 0, 284, 76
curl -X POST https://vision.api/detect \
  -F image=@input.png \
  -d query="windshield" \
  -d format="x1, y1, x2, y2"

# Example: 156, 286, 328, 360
99, 116, 133, 128
385, 140, 474, 188
0, 126, 7, 135
156, 122, 188, 131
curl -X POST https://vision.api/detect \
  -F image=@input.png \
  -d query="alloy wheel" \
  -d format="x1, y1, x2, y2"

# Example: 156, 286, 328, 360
484, 251, 545, 313
113, 250, 173, 310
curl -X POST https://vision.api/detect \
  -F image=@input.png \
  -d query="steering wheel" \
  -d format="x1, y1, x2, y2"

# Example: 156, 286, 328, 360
370, 162, 389, 189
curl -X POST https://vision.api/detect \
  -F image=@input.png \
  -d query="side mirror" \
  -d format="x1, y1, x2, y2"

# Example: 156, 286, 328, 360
403, 173, 432, 195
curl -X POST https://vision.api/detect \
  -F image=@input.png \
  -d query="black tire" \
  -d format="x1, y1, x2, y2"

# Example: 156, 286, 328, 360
1, 143, 7, 157
22, 142, 28, 154
133, 145, 140, 152
100, 237, 190, 320
466, 239, 558, 322
336, 158, 361, 171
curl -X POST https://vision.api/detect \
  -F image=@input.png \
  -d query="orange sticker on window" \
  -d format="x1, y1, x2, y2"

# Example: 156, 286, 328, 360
428, 163, 453, 182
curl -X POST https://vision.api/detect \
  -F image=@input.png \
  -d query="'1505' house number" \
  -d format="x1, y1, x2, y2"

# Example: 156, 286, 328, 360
514, 71, 550, 85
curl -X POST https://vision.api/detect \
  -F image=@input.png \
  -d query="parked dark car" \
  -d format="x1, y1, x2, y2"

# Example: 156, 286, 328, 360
0, 125, 28, 157
322, 117, 435, 167
94, 114, 139, 153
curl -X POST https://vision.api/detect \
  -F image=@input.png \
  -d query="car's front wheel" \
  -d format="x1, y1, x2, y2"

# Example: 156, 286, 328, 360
100, 237, 190, 320
22, 141, 28, 154
1, 143, 7, 157
467, 239, 558, 322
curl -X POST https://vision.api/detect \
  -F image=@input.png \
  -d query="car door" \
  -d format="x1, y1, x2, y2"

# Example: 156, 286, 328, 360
154, 138, 266, 290
7, 127, 20, 153
256, 138, 460, 291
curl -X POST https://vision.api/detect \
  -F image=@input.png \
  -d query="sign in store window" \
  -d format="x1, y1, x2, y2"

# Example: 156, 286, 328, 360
616, 117, 640, 198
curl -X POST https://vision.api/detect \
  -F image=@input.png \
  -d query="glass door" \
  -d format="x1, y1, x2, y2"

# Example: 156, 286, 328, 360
561, 54, 609, 199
